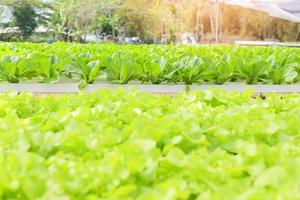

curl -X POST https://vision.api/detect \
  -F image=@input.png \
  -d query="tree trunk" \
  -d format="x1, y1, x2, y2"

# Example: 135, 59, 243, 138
208, 1, 215, 38
195, 3, 201, 42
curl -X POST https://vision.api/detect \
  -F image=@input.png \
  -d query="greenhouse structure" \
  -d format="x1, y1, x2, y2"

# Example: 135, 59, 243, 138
219, 0, 300, 22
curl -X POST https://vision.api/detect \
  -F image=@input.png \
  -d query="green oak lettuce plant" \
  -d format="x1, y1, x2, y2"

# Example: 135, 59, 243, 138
105, 51, 143, 84
236, 55, 267, 84
267, 54, 298, 84
0, 55, 36, 83
140, 57, 167, 84
208, 54, 234, 84
170, 55, 212, 85
64, 52, 102, 89
24, 53, 68, 83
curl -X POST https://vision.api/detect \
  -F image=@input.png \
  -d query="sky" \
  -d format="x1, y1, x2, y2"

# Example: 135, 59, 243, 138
0, 5, 12, 23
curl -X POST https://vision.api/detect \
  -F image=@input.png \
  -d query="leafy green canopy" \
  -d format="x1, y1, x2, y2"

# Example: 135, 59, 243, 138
0, 43, 299, 88
0, 89, 300, 199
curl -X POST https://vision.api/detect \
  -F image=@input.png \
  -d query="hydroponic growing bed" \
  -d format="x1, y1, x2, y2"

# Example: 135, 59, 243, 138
0, 89, 300, 199
0, 43, 299, 93
0, 83, 299, 94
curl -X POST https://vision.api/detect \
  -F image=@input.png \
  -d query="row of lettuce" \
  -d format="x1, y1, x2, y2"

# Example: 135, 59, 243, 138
0, 89, 300, 199
0, 42, 300, 89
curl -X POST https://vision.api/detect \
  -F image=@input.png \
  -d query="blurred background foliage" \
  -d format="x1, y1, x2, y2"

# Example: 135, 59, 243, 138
0, 0, 299, 43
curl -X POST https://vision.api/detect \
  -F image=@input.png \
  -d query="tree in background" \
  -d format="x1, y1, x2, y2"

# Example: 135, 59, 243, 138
92, 0, 123, 38
12, 1, 37, 39
49, 0, 82, 42
272, 19, 299, 41
1, 0, 52, 40
50, 0, 123, 42
97, 15, 120, 37
116, 0, 161, 41
0, 6, 4, 17
221, 4, 300, 42
221, 5, 241, 35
